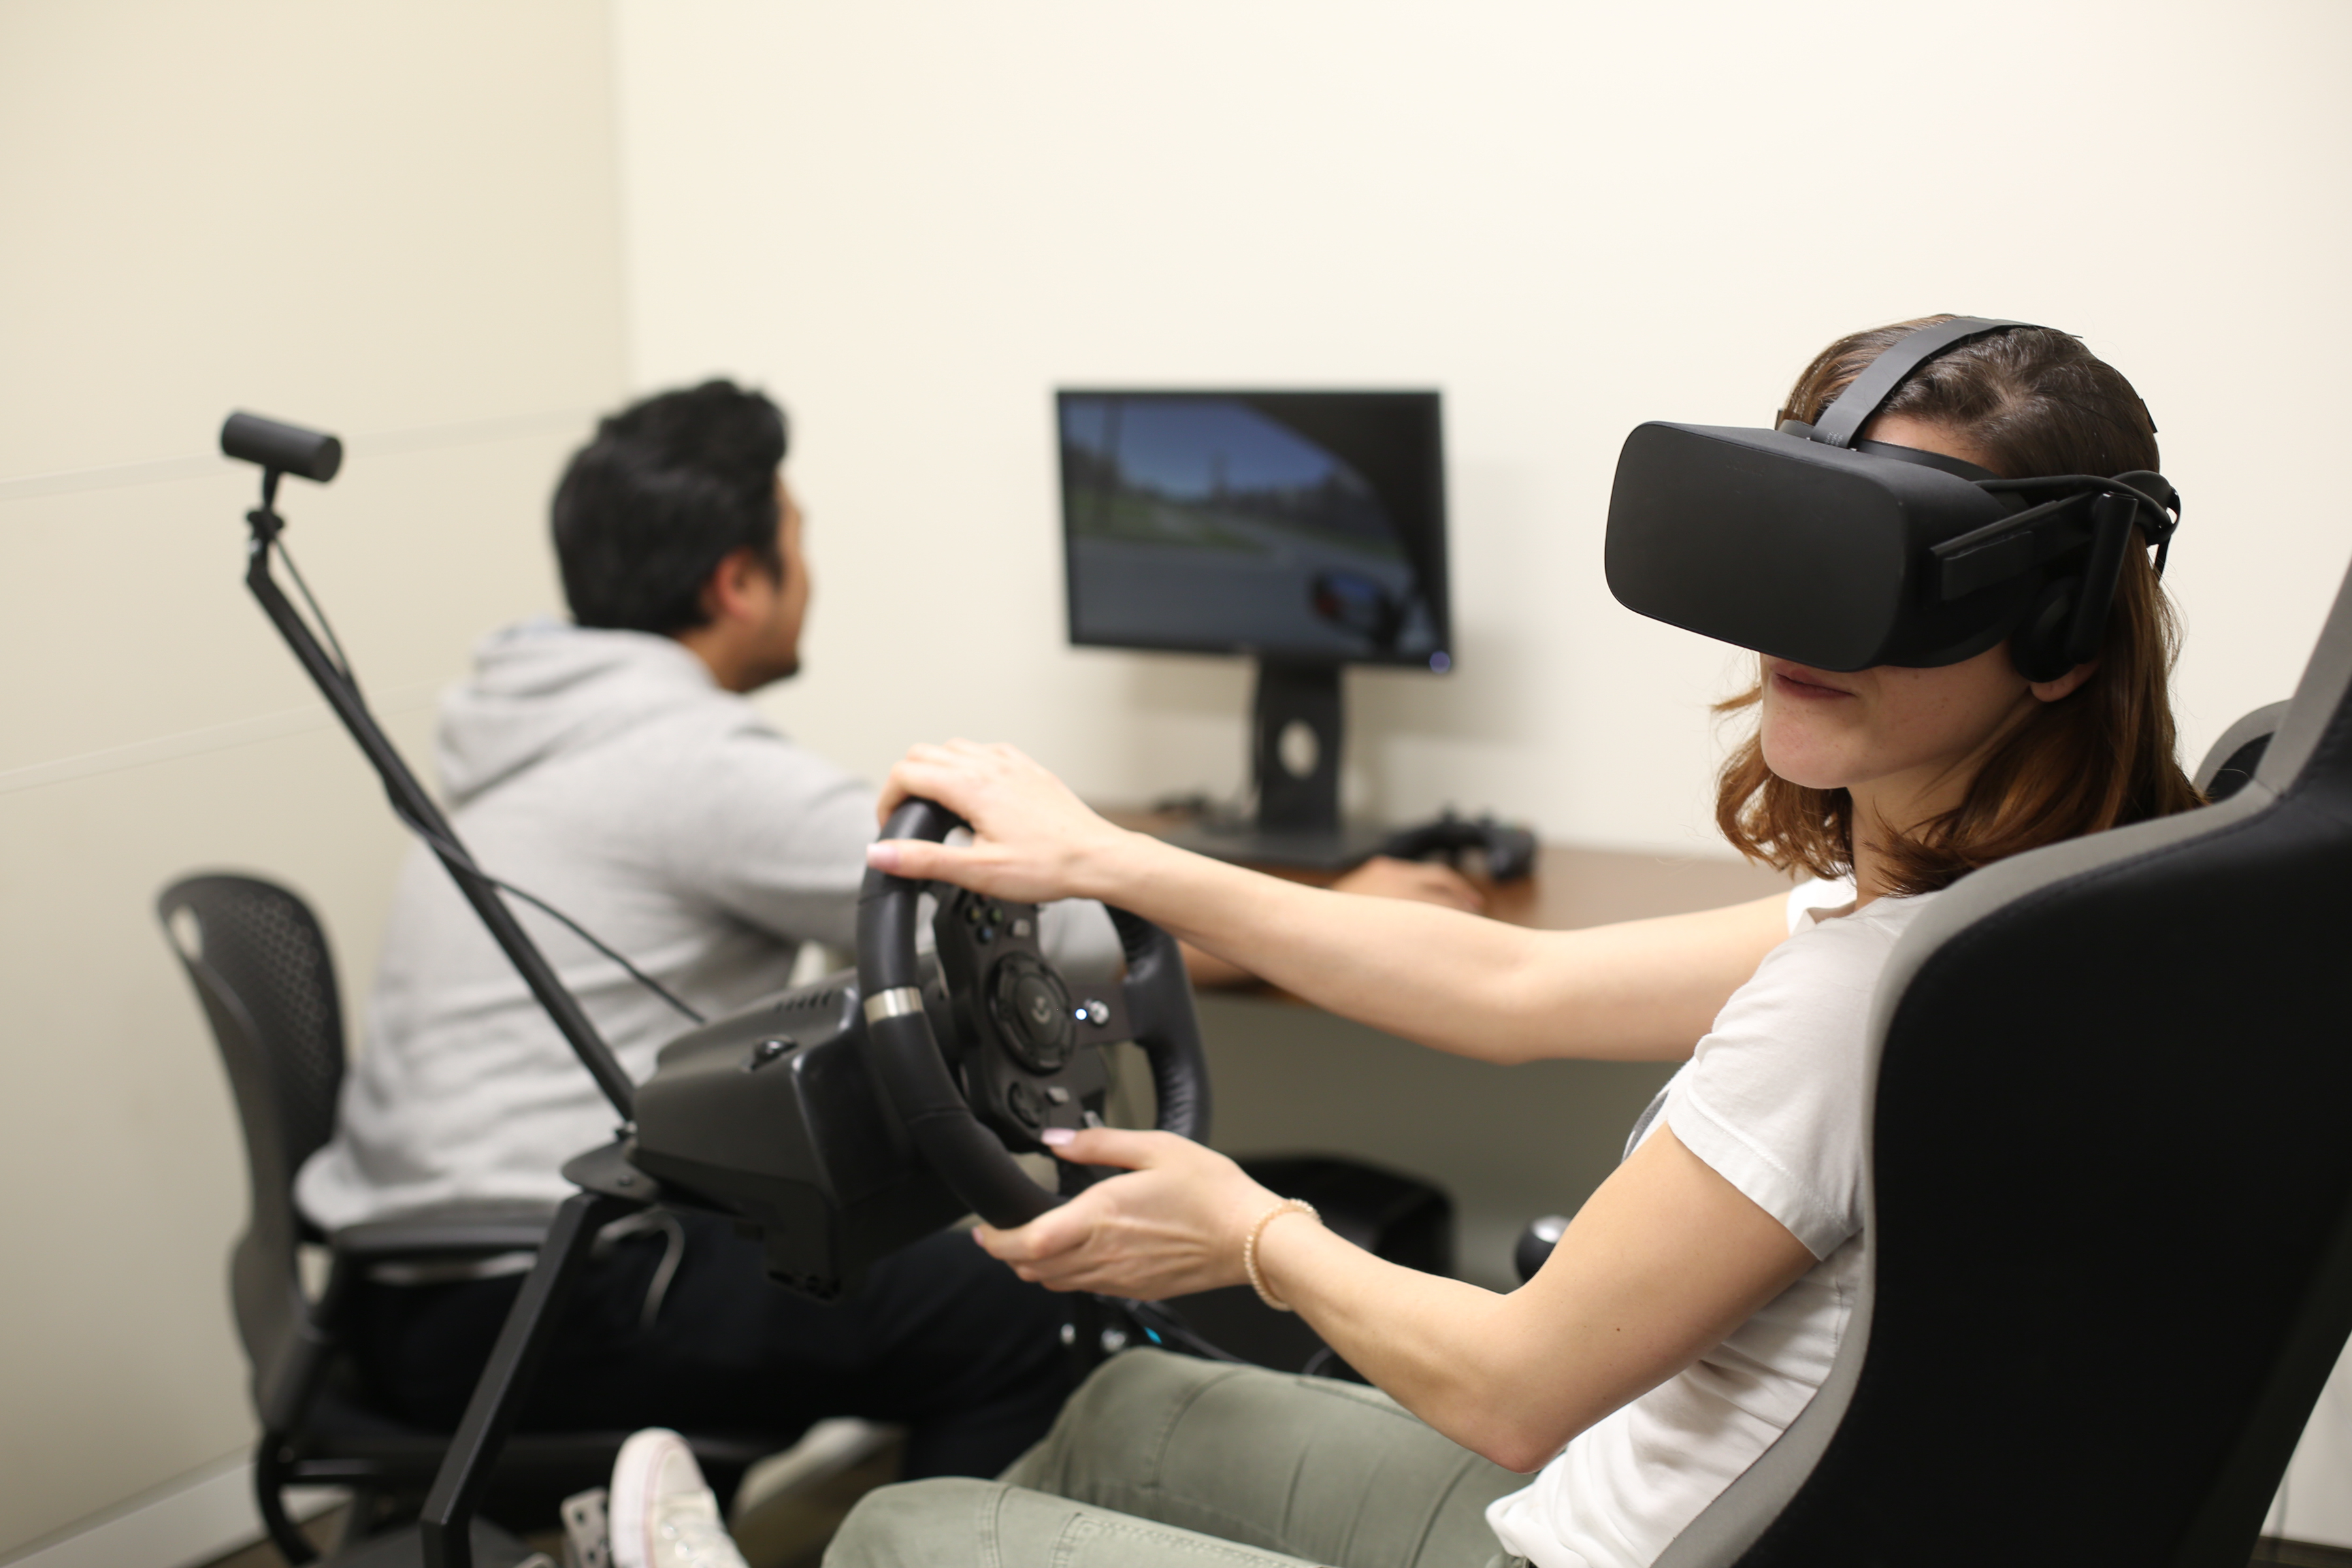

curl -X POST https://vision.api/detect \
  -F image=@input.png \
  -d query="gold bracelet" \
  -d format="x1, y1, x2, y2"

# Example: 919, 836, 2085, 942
1242, 1198, 1320, 1311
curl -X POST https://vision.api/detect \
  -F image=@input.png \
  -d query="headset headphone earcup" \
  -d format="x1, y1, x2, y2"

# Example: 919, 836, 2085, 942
2009, 578, 2080, 683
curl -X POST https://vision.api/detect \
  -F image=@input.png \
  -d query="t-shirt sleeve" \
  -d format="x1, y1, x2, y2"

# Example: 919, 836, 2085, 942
1664, 915, 1889, 1259
1785, 875, 1857, 934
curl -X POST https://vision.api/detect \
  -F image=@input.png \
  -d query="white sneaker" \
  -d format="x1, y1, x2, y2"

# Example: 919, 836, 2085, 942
608, 1428, 749, 1568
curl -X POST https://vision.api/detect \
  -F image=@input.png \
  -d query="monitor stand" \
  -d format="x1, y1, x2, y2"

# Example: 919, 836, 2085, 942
1162, 660, 1396, 872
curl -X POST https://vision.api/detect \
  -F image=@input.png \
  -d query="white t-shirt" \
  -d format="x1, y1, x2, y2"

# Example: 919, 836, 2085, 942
1486, 877, 1937, 1568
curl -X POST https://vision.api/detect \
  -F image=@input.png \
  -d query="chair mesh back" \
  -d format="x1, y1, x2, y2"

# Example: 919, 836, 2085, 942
157, 874, 348, 1394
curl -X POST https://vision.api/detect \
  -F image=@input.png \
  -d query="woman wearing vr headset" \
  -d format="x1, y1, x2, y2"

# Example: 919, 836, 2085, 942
804, 319, 2198, 1568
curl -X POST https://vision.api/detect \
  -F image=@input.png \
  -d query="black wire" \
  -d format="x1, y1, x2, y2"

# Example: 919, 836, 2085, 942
270, 536, 706, 1027
1976, 473, 2180, 538
385, 791, 708, 1027
272, 534, 360, 690
1112, 1298, 1348, 1379
1970, 473, 2182, 578
1107, 1298, 1252, 1364
1976, 471, 2172, 505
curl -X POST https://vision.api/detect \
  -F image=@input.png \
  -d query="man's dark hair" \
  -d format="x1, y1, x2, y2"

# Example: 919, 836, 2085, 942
552, 380, 789, 634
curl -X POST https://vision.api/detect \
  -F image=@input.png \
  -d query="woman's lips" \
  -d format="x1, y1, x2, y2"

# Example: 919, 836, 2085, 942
1769, 662, 1854, 700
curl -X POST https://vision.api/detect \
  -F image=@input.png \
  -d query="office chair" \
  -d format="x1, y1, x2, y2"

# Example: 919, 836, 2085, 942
1639, 568, 2352, 1564
157, 874, 770, 1563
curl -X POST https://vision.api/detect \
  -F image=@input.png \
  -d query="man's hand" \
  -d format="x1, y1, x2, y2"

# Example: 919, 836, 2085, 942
1333, 855, 1485, 915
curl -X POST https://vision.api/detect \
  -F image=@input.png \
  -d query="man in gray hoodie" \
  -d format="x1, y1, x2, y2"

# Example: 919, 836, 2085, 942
297, 382, 1100, 1478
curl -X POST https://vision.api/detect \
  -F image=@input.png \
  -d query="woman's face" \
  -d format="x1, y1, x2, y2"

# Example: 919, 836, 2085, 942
1758, 644, 2033, 800
1756, 415, 2091, 830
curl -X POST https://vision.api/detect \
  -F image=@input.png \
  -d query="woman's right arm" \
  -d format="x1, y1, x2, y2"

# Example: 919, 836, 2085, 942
975, 1119, 1818, 1472
872, 741, 1789, 1064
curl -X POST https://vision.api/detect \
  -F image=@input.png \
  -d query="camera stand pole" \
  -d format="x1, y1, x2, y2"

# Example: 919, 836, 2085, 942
240, 489, 637, 1120
416, 1188, 645, 1568
221, 426, 673, 1567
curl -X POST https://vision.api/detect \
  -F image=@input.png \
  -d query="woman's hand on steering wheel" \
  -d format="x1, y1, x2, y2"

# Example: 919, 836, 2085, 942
971, 1125, 1292, 1300
870, 740, 1134, 904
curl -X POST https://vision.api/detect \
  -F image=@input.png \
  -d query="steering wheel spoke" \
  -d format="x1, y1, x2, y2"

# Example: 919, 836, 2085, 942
1070, 987, 1130, 1047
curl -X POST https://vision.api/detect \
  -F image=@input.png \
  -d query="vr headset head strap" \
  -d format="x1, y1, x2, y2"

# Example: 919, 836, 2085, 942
1806, 316, 2040, 448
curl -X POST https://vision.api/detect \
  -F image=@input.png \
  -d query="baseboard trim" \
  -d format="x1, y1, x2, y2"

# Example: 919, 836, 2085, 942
2254, 1539, 2352, 1567
0, 1452, 338, 1568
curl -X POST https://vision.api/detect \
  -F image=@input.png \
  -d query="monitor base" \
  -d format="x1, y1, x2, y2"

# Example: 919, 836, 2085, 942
1159, 819, 1398, 872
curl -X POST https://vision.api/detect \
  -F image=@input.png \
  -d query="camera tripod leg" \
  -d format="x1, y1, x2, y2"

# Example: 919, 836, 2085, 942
419, 1188, 642, 1568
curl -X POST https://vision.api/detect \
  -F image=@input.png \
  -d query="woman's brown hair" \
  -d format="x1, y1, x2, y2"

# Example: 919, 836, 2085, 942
1715, 316, 2203, 895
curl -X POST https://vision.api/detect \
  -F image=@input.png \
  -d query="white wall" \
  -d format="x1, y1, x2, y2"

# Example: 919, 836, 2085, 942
0, 1, 626, 1556
612, 0, 2352, 853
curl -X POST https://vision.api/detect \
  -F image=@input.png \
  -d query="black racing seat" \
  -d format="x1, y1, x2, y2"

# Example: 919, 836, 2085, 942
1654, 567, 2352, 1565
1506, 705, 2315, 1282
2198, 699, 2291, 802
157, 874, 772, 1561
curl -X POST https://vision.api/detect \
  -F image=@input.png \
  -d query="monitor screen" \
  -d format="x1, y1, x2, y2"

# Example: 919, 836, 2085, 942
1058, 391, 1450, 669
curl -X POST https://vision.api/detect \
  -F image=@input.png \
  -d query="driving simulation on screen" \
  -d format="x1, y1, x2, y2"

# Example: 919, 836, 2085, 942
1058, 391, 1448, 667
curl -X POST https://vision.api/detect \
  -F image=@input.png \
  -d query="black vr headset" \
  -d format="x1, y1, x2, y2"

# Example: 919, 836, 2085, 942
1604, 316, 2181, 680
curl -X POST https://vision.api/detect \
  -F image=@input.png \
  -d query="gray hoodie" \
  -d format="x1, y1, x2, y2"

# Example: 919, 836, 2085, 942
296, 621, 1113, 1229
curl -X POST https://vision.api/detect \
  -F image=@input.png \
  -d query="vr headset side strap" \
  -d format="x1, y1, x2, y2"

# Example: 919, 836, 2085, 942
1808, 317, 2038, 448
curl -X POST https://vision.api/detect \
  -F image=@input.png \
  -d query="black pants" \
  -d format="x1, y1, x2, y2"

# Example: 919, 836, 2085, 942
346, 1213, 1075, 1480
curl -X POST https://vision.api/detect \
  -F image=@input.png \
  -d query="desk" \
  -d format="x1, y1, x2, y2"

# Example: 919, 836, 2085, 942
1113, 825, 1791, 1288
1106, 815, 1789, 930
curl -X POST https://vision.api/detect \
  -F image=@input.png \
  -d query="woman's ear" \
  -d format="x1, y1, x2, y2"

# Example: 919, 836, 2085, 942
2029, 661, 2098, 703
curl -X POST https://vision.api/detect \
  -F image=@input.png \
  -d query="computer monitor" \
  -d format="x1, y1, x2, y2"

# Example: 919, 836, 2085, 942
1057, 389, 1450, 866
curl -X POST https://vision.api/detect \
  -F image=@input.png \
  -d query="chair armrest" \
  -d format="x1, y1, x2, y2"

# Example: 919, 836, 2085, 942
329, 1203, 556, 1262
261, 1205, 559, 1431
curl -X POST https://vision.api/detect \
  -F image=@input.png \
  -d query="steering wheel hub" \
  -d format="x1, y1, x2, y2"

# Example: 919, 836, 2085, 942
990, 954, 1076, 1072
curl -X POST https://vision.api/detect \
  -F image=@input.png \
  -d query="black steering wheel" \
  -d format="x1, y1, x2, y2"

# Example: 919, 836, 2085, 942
856, 798, 1213, 1228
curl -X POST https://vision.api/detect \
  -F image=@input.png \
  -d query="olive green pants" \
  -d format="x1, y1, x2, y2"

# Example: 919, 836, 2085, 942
825, 1348, 1526, 1568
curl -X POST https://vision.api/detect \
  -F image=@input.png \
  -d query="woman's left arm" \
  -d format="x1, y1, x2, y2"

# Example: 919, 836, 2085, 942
977, 1124, 1818, 1474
